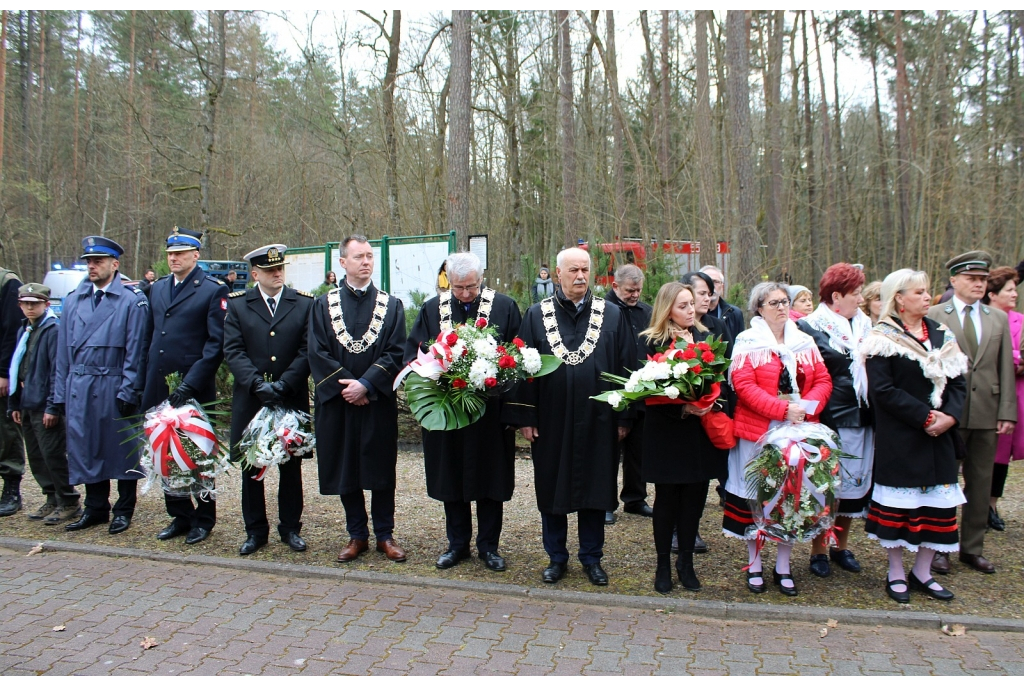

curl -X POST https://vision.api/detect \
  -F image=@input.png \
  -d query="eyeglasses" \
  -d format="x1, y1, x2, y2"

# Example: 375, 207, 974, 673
764, 298, 791, 310
451, 284, 481, 294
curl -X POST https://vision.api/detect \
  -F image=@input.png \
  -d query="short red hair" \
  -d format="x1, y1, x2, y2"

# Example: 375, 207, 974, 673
818, 263, 866, 305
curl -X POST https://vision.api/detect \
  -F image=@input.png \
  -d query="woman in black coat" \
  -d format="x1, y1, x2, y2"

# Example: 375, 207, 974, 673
860, 269, 968, 604
640, 282, 728, 594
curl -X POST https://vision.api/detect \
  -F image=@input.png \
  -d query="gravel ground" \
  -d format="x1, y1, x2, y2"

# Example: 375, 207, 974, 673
3, 440, 1023, 619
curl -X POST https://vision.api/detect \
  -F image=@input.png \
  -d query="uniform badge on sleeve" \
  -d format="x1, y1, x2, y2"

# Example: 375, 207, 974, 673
221, 298, 227, 311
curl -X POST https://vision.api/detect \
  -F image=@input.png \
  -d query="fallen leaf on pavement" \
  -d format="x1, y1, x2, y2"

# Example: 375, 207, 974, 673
941, 624, 966, 637
52, 625, 66, 632
26, 543, 44, 556
818, 628, 828, 638
826, 619, 839, 629
140, 637, 158, 650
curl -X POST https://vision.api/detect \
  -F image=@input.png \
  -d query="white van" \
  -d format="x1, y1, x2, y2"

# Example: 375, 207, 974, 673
42, 267, 88, 316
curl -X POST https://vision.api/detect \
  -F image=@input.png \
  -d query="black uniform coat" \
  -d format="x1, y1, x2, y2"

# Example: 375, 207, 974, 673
640, 330, 729, 485
865, 317, 966, 489
503, 289, 635, 515
404, 290, 522, 503
142, 266, 229, 409
796, 319, 872, 430
223, 286, 313, 451
308, 280, 406, 495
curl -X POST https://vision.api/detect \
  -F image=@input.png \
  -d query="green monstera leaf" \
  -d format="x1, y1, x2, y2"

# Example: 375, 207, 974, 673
403, 374, 488, 431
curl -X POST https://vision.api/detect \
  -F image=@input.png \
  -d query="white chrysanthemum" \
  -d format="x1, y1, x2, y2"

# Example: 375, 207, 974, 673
451, 340, 466, 358
607, 392, 623, 408
805, 465, 815, 478
664, 386, 680, 400
672, 364, 689, 379
469, 359, 498, 389
472, 338, 497, 359
639, 361, 671, 381
521, 348, 542, 374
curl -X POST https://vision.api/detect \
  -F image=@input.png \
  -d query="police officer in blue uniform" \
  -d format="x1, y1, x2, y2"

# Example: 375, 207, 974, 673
53, 236, 152, 534
142, 227, 229, 544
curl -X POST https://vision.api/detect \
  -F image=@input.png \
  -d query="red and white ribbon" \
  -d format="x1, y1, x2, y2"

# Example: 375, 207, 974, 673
144, 405, 218, 477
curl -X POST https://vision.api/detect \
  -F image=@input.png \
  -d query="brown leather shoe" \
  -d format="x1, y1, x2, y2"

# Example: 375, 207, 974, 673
336, 538, 368, 563
930, 551, 950, 575
376, 538, 407, 562
959, 552, 996, 574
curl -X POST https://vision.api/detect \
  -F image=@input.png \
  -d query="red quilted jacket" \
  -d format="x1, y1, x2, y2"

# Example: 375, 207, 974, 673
731, 353, 833, 442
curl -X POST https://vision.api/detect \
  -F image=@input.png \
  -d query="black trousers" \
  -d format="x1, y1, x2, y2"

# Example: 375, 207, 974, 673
653, 481, 710, 555
541, 508, 605, 565
340, 489, 395, 541
0, 407, 24, 483
241, 458, 303, 539
992, 462, 1009, 499
618, 413, 646, 505
21, 410, 78, 506
84, 479, 137, 518
165, 492, 216, 531
443, 498, 503, 553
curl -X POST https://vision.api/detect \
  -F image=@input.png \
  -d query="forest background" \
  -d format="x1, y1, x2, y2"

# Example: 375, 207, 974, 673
1, 9, 1021, 306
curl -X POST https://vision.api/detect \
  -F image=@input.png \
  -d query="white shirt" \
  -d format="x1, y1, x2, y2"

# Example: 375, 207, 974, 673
951, 295, 983, 346
257, 284, 282, 317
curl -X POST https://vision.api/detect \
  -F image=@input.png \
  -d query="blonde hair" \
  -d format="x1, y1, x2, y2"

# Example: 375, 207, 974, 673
860, 280, 882, 318
879, 269, 930, 320
641, 282, 706, 346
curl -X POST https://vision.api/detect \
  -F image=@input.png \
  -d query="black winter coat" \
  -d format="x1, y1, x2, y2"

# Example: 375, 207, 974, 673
796, 320, 872, 430
865, 317, 966, 488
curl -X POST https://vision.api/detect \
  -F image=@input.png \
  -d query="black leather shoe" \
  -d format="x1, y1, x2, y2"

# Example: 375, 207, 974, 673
623, 502, 654, 517
436, 547, 470, 569
542, 561, 567, 583
604, 510, 616, 525
283, 531, 307, 552
830, 548, 862, 573
64, 512, 108, 531
239, 535, 267, 555
694, 533, 708, 554
773, 569, 798, 596
156, 519, 191, 541
479, 551, 506, 572
185, 527, 210, 544
108, 515, 132, 535
989, 507, 1006, 532
886, 577, 910, 604
746, 570, 767, 594
582, 562, 609, 586
809, 554, 831, 578
909, 572, 954, 601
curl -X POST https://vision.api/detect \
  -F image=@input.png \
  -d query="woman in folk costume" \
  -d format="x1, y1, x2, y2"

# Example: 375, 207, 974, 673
722, 282, 832, 596
796, 264, 875, 578
858, 269, 968, 604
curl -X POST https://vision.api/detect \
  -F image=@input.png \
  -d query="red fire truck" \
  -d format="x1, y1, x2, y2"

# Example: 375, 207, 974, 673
581, 239, 730, 287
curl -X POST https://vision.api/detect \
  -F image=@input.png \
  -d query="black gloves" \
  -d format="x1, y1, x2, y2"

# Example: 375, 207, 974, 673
270, 380, 290, 398
116, 399, 137, 417
167, 382, 195, 408
252, 379, 281, 407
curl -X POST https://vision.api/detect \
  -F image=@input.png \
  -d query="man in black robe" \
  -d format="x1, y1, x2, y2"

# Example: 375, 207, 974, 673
505, 247, 634, 586
308, 234, 408, 563
405, 252, 522, 572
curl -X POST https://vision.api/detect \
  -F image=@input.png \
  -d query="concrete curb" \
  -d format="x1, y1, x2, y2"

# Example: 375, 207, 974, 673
3, 536, 1022, 634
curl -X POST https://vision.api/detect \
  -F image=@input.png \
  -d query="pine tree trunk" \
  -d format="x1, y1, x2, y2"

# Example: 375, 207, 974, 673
558, 10, 578, 246
726, 10, 758, 288
382, 11, 401, 235
446, 10, 472, 248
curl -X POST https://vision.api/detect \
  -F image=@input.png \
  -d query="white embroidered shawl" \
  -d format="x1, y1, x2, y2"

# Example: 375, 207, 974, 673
802, 302, 872, 405
728, 316, 823, 387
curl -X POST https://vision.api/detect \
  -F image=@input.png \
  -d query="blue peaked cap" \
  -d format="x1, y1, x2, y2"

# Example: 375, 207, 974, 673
79, 235, 124, 259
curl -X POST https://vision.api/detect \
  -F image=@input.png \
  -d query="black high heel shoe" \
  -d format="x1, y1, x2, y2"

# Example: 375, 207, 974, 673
746, 570, 767, 594
773, 569, 798, 596
886, 576, 910, 604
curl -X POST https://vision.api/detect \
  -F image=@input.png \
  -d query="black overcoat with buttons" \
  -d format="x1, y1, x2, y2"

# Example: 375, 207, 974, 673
141, 265, 229, 410
223, 285, 313, 450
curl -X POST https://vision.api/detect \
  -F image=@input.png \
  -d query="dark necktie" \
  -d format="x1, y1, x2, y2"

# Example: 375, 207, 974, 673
963, 304, 979, 358
267, 297, 276, 317
93, 290, 104, 309
170, 280, 182, 301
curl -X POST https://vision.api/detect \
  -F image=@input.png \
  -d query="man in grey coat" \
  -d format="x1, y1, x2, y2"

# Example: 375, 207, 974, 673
53, 236, 152, 535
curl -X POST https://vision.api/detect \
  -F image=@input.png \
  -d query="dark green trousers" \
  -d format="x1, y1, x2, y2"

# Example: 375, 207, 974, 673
0, 408, 24, 483
21, 410, 78, 505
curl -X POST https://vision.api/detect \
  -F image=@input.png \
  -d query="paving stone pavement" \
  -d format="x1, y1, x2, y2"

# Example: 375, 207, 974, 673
1, 547, 1022, 676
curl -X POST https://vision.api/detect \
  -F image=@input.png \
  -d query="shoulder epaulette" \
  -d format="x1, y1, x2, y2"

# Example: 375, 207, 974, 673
130, 286, 145, 296
228, 290, 245, 298
209, 276, 225, 285
295, 290, 314, 298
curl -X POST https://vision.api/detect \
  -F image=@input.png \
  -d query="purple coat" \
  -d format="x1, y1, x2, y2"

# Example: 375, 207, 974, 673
995, 310, 1024, 464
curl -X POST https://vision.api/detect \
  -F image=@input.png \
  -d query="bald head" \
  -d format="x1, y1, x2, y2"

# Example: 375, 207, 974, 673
556, 248, 591, 303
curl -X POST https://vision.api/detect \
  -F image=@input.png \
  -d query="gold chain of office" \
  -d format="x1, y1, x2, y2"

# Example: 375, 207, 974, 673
327, 288, 390, 354
439, 287, 495, 331
541, 296, 605, 366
